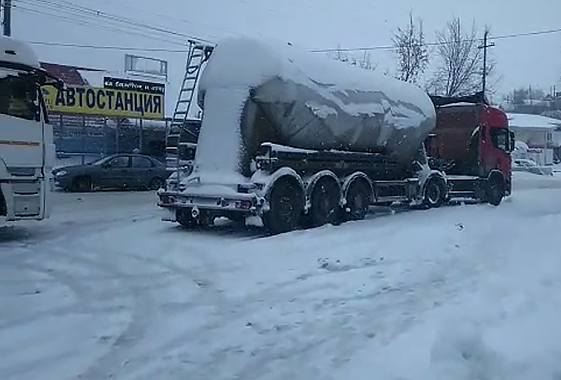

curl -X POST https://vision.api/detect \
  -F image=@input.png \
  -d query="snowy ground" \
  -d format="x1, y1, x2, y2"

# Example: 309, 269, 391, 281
2, 172, 561, 380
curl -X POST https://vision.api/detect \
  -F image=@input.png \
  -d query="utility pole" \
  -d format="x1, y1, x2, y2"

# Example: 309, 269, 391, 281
2, 0, 11, 36
478, 29, 495, 95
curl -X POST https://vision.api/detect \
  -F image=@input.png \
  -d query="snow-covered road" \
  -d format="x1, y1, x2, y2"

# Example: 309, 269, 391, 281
2, 173, 561, 380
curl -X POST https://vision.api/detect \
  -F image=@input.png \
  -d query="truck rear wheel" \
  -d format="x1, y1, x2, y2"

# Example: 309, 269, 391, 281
423, 178, 445, 208
310, 178, 341, 227
263, 178, 304, 234
486, 177, 505, 206
346, 180, 370, 220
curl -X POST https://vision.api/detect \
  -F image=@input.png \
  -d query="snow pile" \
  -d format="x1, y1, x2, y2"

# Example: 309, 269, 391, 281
192, 37, 436, 185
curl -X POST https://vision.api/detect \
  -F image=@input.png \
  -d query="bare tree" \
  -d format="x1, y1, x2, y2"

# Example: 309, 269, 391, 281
332, 45, 349, 63
392, 12, 428, 83
430, 17, 493, 96
329, 47, 377, 71
358, 51, 377, 71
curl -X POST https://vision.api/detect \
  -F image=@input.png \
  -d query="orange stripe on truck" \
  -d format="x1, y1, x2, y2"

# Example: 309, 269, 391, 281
0, 140, 40, 147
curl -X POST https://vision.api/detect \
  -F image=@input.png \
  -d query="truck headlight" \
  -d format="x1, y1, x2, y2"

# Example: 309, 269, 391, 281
56, 170, 68, 177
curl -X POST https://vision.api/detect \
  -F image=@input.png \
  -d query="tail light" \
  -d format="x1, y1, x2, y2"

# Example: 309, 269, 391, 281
161, 195, 175, 203
235, 200, 252, 210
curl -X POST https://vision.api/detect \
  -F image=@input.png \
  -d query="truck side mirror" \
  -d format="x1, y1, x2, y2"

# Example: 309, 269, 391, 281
33, 103, 41, 122
510, 132, 515, 152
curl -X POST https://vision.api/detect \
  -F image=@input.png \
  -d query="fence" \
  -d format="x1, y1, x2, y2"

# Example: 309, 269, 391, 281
49, 113, 169, 167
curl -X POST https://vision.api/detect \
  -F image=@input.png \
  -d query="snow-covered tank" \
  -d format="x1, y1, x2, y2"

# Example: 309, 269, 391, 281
195, 37, 436, 179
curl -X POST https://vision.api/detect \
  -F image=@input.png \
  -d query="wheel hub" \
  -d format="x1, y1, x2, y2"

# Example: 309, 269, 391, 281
278, 195, 295, 223
427, 183, 441, 204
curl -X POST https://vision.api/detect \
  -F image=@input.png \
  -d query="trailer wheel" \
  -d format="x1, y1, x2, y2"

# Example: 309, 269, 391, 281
176, 208, 196, 228
263, 178, 304, 234
423, 178, 445, 208
486, 177, 505, 206
310, 177, 341, 227
346, 180, 370, 220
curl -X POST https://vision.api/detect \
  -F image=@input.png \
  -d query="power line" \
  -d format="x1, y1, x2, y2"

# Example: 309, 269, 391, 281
75, 0, 245, 39
310, 27, 561, 53
30, 0, 211, 42
20, 0, 216, 44
13, 5, 191, 47
13, 2, 187, 44
26, 23, 561, 54
492, 27, 561, 40
16, 0, 561, 56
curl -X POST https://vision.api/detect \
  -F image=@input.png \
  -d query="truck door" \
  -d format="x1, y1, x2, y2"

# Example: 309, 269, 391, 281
478, 125, 496, 176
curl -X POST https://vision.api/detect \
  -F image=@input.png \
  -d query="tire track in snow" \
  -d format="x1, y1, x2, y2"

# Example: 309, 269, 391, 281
130, 219, 491, 380
52, 223, 232, 378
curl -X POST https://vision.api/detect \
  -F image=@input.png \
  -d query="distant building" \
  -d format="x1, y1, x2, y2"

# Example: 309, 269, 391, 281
507, 113, 561, 165
40, 62, 102, 86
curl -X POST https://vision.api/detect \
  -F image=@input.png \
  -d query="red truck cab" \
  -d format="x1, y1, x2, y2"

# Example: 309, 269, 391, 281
425, 92, 514, 204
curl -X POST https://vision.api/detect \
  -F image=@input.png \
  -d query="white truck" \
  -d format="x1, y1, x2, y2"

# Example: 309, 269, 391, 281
0, 36, 58, 224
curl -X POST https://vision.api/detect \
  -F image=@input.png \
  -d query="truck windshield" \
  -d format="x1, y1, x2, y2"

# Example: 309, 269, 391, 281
490, 128, 510, 152
0, 72, 40, 121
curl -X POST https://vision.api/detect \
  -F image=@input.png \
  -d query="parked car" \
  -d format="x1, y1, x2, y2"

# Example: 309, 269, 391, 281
52, 154, 167, 192
512, 158, 553, 176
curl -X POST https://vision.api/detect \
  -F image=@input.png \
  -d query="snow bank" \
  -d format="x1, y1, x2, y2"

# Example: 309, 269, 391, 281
193, 37, 436, 185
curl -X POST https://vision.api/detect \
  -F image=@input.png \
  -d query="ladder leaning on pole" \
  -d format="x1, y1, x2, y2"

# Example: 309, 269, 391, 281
165, 40, 214, 183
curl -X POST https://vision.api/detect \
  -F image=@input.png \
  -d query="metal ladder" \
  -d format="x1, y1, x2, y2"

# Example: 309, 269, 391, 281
166, 40, 214, 173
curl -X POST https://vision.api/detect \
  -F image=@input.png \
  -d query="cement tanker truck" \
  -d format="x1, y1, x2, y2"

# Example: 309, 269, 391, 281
158, 38, 514, 234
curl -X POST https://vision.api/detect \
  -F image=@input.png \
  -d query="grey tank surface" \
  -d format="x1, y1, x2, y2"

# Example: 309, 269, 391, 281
196, 38, 437, 177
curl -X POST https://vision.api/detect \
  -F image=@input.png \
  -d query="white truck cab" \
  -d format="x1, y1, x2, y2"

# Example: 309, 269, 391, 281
0, 36, 57, 223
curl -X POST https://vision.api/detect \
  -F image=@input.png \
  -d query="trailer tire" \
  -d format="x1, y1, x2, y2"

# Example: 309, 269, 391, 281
263, 177, 304, 234
310, 177, 341, 227
176, 208, 196, 228
345, 180, 370, 221
486, 176, 505, 206
423, 177, 445, 208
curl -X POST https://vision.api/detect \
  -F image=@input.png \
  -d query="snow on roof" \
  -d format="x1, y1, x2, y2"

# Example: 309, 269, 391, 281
40, 62, 89, 85
440, 102, 479, 108
77, 69, 120, 87
515, 140, 529, 151
0, 36, 40, 69
199, 37, 435, 121
507, 113, 561, 130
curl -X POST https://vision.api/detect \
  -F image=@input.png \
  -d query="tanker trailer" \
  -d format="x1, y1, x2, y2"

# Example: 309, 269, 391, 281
158, 37, 448, 234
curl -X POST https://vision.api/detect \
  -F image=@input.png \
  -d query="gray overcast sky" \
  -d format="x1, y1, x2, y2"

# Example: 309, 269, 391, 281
9, 0, 561, 113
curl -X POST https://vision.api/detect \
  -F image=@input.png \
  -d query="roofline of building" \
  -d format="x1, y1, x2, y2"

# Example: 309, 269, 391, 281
39, 61, 105, 72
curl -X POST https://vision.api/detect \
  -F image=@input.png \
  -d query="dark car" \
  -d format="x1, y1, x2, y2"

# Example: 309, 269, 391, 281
52, 154, 167, 192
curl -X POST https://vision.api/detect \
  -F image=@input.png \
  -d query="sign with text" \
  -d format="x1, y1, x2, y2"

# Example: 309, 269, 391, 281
103, 77, 165, 95
41, 84, 164, 119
